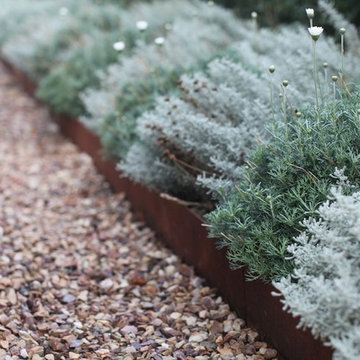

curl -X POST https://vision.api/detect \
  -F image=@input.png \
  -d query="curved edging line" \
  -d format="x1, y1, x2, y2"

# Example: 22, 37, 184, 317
1, 58, 333, 360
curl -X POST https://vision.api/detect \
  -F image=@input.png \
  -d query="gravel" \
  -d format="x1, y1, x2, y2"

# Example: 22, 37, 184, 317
0, 63, 279, 359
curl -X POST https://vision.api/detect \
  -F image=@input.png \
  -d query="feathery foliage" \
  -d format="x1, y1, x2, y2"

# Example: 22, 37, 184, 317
36, 0, 209, 116
81, 2, 245, 158
206, 91, 360, 281
0, 0, 61, 46
273, 177, 360, 360
120, 20, 360, 200
1, 1, 122, 79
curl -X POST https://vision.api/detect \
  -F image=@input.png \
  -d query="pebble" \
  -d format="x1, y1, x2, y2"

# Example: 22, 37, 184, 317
0, 64, 279, 360
189, 333, 208, 343
62, 294, 76, 304
99, 278, 113, 290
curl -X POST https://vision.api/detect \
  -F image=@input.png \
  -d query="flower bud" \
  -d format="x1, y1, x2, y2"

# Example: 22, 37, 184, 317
251, 11, 258, 19
282, 80, 289, 87
268, 65, 275, 74
332, 75, 338, 82
339, 28, 346, 35
295, 111, 302, 118
323, 62, 328, 68
306, 8, 314, 19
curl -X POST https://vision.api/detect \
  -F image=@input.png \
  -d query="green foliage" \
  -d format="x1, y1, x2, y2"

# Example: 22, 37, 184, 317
31, 26, 85, 79
36, 33, 123, 116
206, 90, 360, 281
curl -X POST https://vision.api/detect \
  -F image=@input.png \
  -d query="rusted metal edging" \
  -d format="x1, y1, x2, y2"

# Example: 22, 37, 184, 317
2, 58, 333, 360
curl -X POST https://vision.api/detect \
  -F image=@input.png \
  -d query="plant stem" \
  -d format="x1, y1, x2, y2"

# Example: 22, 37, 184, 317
270, 77, 274, 122
312, 40, 320, 121
324, 67, 328, 98
339, 33, 351, 96
340, 34, 344, 80
282, 87, 288, 137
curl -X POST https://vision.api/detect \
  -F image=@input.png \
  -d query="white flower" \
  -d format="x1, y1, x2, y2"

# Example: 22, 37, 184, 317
308, 26, 324, 41
59, 7, 69, 16
305, 8, 314, 19
113, 41, 125, 52
154, 37, 165, 46
136, 21, 148, 32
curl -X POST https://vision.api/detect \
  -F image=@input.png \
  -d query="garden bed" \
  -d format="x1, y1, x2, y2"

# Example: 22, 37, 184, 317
2, 58, 334, 360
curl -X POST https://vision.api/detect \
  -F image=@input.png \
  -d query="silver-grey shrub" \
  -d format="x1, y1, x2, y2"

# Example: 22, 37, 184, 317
80, 0, 246, 158
273, 172, 360, 360
0, 0, 60, 46
1, 0, 123, 78
121, 20, 360, 199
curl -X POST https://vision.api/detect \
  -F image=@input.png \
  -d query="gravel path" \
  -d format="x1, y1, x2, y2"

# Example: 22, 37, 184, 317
0, 63, 278, 360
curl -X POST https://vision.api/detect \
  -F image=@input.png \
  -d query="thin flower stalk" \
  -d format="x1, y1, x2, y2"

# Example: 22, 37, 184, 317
282, 80, 289, 136
338, 28, 351, 96
312, 40, 319, 114
269, 65, 275, 122
308, 26, 323, 121
339, 28, 346, 81
323, 62, 328, 99
251, 11, 258, 31
332, 75, 338, 101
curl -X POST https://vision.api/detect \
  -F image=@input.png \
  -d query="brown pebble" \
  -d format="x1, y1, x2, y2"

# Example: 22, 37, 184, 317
0, 63, 278, 360
243, 344, 257, 356
264, 348, 278, 359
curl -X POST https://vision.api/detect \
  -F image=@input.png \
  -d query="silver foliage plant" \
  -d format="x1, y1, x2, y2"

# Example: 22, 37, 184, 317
80, 0, 245, 137
1, 0, 196, 79
1, 0, 126, 78
273, 170, 360, 360
121, 19, 360, 198
0, 0, 59, 46
120, 57, 270, 199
